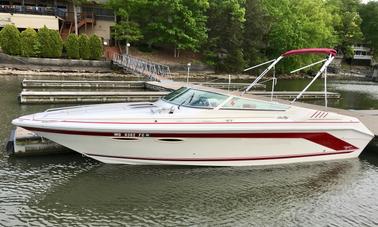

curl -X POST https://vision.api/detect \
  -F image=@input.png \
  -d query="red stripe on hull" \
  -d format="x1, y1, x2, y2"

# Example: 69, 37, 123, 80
60, 120, 359, 125
23, 127, 359, 151
85, 150, 354, 162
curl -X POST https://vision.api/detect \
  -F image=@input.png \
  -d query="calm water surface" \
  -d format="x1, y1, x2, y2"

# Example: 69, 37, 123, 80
0, 76, 378, 226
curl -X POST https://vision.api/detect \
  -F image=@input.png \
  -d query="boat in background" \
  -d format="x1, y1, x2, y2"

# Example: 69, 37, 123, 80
11, 48, 375, 166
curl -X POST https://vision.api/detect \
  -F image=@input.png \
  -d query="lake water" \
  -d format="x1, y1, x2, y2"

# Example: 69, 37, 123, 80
0, 76, 378, 226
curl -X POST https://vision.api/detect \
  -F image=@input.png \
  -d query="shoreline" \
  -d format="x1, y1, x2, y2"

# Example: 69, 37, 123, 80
0, 65, 374, 82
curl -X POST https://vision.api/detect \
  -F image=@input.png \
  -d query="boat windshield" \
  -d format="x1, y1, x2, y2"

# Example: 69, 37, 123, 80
221, 97, 289, 111
162, 87, 229, 109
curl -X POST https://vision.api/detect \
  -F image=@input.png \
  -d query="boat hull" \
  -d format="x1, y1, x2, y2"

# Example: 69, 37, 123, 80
27, 127, 372, 166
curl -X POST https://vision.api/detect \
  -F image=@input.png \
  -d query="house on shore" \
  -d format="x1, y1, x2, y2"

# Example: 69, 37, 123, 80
0, 0, 115, 46
352, 44, 373, 65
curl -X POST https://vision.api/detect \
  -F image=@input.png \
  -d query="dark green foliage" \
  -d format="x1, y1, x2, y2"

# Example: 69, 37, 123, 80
88, 35, 103, 60
260, 0, 338, 72
243, 0, 268, 67
140, 0, 209, 57
205, 0, 245, 73
109, 0, 208, 57
359, 2, 378, 58
65, 34, 80, 59
327, 0, 363, 58
78, 34, 90, 59
38, 26, 63, 58
112, 9, 143, 45
0, 24, 21, 55
20, 28, 39, 57
49, 29, 63, 58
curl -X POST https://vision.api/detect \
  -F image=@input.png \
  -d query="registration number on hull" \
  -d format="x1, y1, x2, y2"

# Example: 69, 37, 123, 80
113, 132, 150, 137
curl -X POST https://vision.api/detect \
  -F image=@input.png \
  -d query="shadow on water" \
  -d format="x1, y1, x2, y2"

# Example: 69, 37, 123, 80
17, 159, 375, 226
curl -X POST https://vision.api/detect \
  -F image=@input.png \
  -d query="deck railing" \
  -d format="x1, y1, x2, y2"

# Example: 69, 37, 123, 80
112, 54, 171, 81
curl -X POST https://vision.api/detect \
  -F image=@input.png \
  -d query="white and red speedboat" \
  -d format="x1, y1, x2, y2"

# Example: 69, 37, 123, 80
12, 48, 374, 166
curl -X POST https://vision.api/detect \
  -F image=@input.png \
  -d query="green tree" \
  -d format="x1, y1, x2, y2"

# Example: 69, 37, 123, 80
49, 29, 63, 58
261, 0, 337, 71
0, 24, 21, 55
20, 28, 39, 57
88, 35, 103, 60
205, 0, 245, 72
78, 34, 90, 59
243, 0, 269, 67
38, 26, 63, 58
65, 34, 80, 59
327, 0, 363, 58
359, 2, 378, 57
112, 9, 143, 53
139, 0, 209, 57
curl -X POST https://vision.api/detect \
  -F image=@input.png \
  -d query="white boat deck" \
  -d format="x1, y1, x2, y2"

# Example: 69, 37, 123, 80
149, 80, 378, 136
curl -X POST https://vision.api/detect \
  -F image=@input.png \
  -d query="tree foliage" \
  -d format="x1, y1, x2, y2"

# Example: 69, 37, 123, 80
20, 28, 39, 57
243, 0, 269, 67
38, 26, 63, 58
0, 24, 21, 55
78, 34, 90, 59
261, 0, 338, 71
359, 2, 378, 57
112, 9, 143, 50
205, 0, 245, 72
88, 35, 103, 60
65, 34, 80, 59
109, 0, 209, 57
327, 0, 363, 58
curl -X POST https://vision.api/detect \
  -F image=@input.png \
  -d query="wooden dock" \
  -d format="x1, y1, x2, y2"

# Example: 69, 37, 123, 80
19, 90, 339, 104
19, 90, 169, 104
6, 127, 72, 156
192, 82, 265, 90
248, 91, 340, 99
22, 79, 146, 89
22, 79, 265, 90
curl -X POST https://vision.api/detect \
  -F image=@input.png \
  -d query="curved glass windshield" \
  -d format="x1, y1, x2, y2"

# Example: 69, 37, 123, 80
163, 88, 228, 109
221, 97, 289, 111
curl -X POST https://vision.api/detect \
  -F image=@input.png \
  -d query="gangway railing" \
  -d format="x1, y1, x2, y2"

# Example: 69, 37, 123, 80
112, 53, 171, 81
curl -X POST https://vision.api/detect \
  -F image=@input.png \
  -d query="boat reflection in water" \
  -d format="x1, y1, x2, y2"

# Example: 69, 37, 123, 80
25, 160, 371, 226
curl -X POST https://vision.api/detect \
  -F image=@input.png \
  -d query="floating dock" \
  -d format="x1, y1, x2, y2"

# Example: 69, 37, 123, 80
19, 79, 339, 104
247, 91, 340, 99
22, 79, 265, 90
192, 82, 265, 90
6, 127, 72, 156
19, 90, 339, 104
22, 79, 146, 89
19, 90, 169, 104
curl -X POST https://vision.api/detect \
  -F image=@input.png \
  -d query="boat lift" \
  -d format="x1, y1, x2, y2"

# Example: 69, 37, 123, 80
242, 48, 337, 107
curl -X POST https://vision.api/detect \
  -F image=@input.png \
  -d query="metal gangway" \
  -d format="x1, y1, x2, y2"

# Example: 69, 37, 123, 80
112, 54, 171, 81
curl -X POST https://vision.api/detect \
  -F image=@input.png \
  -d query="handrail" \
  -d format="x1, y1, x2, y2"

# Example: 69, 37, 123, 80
112, 53, 171, 81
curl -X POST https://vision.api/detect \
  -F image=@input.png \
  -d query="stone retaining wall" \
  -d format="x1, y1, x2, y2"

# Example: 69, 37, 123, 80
0, 53, 111, 72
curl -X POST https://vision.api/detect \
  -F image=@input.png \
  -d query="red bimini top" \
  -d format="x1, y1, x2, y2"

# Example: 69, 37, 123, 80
282, 48, 337, 57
